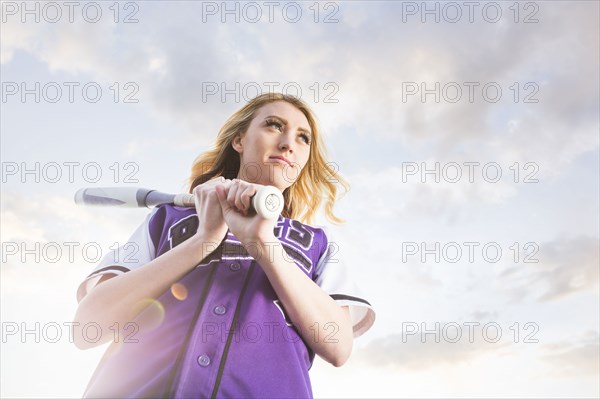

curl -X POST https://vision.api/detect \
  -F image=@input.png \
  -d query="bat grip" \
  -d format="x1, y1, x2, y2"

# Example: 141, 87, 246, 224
174, 193, 195, 207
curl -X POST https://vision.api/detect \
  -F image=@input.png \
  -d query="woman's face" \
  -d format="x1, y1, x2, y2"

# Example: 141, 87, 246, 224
233, 101, 312, 191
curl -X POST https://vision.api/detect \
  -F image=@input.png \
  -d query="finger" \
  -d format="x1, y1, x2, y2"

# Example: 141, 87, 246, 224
233, 181, 249, 212
203, 176, 227, 188
219, 178, 233, 194
239, 185, 256, 212
215, 184, 232, 214
193, 177, 228, 198
227, 180, 242, 211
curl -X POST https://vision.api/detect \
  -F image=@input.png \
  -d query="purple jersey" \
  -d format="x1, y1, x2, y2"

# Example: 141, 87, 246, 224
78, 204, 375, 398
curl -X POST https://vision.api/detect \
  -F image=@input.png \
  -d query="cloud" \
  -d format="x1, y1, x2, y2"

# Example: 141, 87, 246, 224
355, 329, 599, 385
541, 331, 600, 378
358, 330, 510, 371
3, 2, 597, 176
499, 236, 600, 302
345, 165, 518, 224
471, 310, 500, 321
1, 191, 143, 242
0, 191, 148, 283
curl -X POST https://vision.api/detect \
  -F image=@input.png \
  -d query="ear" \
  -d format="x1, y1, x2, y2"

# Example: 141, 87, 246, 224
232, 133, 244, 153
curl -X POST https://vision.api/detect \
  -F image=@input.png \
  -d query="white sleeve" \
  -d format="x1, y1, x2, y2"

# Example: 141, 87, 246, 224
76, 210, 157, 302
313, 230, 376, 338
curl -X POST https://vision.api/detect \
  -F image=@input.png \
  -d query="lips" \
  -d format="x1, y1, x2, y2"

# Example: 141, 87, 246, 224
268, 156, 292, 167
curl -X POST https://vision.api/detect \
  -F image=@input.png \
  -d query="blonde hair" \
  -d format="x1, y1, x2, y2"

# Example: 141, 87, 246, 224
188, 93, 349, 225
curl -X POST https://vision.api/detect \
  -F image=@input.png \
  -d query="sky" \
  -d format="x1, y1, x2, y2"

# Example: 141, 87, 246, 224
1, 0, 599, 397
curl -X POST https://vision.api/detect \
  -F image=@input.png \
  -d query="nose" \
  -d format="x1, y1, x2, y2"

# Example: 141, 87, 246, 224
278, 133, 294, 154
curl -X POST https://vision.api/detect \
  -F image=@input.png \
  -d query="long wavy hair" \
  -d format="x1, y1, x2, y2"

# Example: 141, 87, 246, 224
188, 93, 348, 225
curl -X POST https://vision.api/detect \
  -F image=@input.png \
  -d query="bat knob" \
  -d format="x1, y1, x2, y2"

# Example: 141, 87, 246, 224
253, 186, 284, 219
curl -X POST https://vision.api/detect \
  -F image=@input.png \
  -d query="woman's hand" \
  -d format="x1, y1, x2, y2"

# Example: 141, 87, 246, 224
214, 179, 279, 244
192, 177, 232, 244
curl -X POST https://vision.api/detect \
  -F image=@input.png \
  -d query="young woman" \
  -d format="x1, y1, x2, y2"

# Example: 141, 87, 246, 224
74, 93, 375, 398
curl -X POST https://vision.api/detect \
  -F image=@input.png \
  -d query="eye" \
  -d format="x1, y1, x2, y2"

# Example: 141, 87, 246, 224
265, 118, 284, 131
299, 133, 311, 145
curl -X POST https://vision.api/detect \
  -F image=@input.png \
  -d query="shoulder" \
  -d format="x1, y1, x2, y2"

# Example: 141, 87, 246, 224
149, 204, 197, 228
146, 204, 198, 249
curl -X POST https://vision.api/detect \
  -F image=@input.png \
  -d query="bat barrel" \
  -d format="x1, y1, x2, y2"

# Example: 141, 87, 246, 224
74, 187, 153, 207
145, 191, 186, 207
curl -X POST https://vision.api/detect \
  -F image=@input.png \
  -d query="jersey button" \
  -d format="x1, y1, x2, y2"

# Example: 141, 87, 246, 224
214, 305, 227, 315
229, 262, 241, 271
197, 354, 211, 367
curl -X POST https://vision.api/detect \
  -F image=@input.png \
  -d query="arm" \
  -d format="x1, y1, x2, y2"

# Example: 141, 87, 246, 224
73, 178, 231, 349
249, 237, 354, 367
215, 181, 354, 367
72, 233, 221, 349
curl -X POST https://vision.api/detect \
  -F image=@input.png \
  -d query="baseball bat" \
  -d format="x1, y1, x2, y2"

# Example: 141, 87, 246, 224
74, 185, 284, 219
